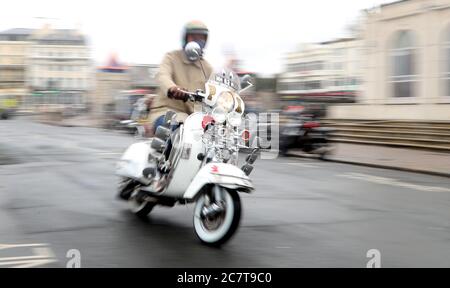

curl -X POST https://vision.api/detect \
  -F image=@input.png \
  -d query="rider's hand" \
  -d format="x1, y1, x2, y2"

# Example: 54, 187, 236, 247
168, 86, 188, 102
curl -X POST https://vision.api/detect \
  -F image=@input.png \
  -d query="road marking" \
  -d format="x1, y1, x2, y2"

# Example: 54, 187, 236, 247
96, 152, 122, 156
0, 243, 48, 250
283, 162, 318, 168
338, 172, 450, 193
0, 243, 57, 268
0, 259, 57, 268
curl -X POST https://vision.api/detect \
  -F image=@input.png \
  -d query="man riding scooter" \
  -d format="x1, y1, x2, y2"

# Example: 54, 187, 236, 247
120, 21, 214, 196
148, 20, 213, 132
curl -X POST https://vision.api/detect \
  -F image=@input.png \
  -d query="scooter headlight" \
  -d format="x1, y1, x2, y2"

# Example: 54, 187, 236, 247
216, 91, 235, 112
212, 107, 227, 124
227, 111, 242, 127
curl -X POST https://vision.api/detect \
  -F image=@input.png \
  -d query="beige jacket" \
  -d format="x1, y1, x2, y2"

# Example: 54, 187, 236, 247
148, 50, 213, 124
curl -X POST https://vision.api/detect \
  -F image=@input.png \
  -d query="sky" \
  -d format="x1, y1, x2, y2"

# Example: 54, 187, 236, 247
0, 0, 395, 74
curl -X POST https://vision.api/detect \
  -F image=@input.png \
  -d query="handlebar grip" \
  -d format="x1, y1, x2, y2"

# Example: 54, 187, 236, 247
168, 89, 201, 102
167, 89, 181, 98
167, 89, 188, 102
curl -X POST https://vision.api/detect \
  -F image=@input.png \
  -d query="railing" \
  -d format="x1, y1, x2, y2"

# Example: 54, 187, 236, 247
324, 119, 450, 152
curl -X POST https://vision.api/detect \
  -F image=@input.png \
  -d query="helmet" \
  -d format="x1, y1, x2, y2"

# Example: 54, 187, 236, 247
181, 20, 209, 48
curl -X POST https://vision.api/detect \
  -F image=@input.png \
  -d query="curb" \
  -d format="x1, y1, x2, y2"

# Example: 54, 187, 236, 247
287, 153, 450, 178
37, 120, 99, 128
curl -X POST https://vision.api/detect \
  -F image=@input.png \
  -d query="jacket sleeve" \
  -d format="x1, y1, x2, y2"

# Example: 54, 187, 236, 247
204, 60, 213, 79
157, 53, 176, 97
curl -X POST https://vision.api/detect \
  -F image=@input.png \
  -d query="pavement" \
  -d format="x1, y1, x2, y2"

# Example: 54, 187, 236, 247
290, 143, 450, 178
1, 118, 450, 267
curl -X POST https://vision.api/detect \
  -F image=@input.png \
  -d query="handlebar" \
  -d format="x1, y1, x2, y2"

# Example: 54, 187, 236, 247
185, 91, 203, 102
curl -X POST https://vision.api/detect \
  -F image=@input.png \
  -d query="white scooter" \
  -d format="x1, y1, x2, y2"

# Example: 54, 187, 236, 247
116, 42, 259, 246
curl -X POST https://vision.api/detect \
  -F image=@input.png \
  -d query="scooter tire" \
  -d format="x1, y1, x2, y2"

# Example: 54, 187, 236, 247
193, 188, 241, 247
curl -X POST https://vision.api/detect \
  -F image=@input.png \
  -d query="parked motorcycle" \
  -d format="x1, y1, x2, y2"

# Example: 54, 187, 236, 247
116, 42, 259, 246
119, 98, 150, 134
279, 106, 333, 159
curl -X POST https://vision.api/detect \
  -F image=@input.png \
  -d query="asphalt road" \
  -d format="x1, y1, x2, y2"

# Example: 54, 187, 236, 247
1, 118, 450, 267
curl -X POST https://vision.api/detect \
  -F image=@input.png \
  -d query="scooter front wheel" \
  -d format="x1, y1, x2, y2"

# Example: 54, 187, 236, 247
193, 187, 241, 247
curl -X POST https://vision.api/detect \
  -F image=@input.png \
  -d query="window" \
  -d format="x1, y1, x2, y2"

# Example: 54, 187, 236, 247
389, 31, 417, 98
334, 48, 345, 57
287, 61, 324, 73
278, 82, 289, 91
444, 25, 450, 97
334, 62, 343, 70
305, 81, 321, 90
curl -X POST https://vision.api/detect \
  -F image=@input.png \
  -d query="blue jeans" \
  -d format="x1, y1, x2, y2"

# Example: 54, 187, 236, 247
153, 114, 179, 159
153, 115, 166, 133
153, 114, 180, 133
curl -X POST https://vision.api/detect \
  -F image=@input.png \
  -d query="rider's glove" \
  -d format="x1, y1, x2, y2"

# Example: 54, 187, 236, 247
168, 86, 188, 102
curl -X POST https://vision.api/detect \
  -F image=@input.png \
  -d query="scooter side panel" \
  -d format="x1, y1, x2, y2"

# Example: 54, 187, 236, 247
163, 113, 205, 198
116, 141, 152, 180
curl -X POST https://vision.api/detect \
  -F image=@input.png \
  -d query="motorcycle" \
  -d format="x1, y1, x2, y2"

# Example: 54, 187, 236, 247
118, 119, 147, 138
278, 106, 333, 159
118, 97, 153, 137
116, 42, 259, 246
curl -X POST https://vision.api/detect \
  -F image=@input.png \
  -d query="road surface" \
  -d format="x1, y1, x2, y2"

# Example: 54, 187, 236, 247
1, 118, 449, 267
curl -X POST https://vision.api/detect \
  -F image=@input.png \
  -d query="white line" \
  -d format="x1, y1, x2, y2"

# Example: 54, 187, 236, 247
0, 259, 57, 268
338, 172, 450, 193
0, 245, 57, 268
0, 246, 55, 262
283, 162, 318, 168
96, 152, 122, 156
0, 255, 52, 262
0, 243, 48, 250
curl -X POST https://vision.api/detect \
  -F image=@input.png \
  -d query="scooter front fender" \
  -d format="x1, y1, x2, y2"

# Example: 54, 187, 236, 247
183, 163, 254, 200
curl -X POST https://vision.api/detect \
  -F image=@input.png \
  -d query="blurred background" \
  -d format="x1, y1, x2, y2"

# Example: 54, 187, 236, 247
0, 0, 450, 267
1, 0, 449, 148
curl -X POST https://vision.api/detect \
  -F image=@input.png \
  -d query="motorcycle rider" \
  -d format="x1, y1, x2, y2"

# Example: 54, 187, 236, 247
148, 20, 213, 132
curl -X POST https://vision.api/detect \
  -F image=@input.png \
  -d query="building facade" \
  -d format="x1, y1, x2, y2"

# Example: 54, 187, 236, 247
26, 26, 92, 109
278, 38, 362, 103
128, 64, 159, 93
330, 0, 450, 120
0, 28, 33, 106
92, 55, 130, 116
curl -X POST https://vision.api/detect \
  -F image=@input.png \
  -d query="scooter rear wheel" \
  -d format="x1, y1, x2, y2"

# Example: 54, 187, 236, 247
129, 189, 155, 219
